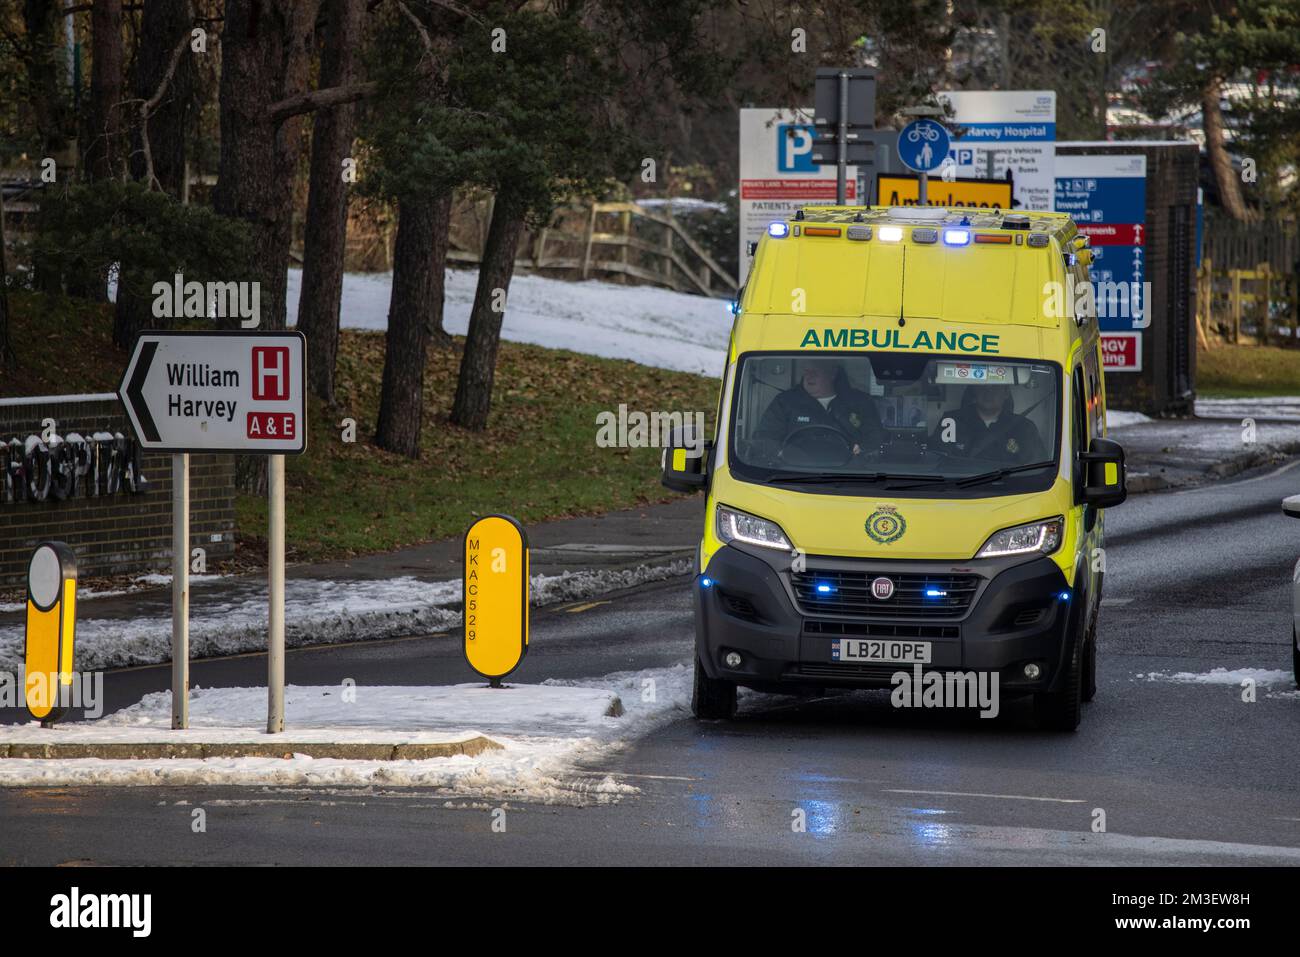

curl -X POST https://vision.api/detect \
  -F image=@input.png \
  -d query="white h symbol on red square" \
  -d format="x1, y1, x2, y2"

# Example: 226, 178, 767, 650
252, 347, 289, 400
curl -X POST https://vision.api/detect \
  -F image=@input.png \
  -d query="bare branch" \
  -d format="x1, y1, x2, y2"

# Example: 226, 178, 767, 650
265, 81, 380, 124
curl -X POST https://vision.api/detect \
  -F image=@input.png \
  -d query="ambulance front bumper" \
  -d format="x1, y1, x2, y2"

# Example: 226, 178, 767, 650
695, 542, 1081, 694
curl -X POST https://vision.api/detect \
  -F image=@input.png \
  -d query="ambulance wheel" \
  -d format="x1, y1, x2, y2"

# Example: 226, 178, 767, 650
1034, 635, 1083, 732
1292, 627, 1299, 689
1082, 618, 1098, 703
692, 656, 737, 720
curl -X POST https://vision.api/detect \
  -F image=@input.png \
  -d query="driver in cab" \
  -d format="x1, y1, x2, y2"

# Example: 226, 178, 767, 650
930, 382, 1047, 464
754, 359, 884, 455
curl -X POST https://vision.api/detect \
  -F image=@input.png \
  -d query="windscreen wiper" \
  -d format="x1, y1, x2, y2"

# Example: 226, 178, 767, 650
766, 471, 948, 485
952, 460, 1057, 488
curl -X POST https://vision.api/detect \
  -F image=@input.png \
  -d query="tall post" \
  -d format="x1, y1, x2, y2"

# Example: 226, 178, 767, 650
919, 171, 929, 206
836, 71, 849, 205
267, 454, 286, 733
171, 453, 189, 729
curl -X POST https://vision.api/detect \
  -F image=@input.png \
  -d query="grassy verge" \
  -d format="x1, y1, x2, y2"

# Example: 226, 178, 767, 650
1197, 344, 1300, 398
2, 290, 719, 564
237, 333, 718, 562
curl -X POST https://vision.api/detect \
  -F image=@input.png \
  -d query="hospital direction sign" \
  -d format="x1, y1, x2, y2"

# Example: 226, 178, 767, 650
119, 331, 307, 454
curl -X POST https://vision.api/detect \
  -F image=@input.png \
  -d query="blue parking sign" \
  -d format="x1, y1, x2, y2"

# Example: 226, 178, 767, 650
898, 119, 950, 173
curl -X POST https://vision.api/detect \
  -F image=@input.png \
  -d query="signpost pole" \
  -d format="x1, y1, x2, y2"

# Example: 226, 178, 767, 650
171, 453, 189, 730
267, 453, 286, 733
836, 72, 848, 205
919, 170, 928, 206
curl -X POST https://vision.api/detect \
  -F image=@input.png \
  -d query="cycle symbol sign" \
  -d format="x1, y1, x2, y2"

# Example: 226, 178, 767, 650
897, 119, 951, 173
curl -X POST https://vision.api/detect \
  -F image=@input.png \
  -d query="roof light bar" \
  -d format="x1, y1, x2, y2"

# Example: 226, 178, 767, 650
804, 226, 842, 237
878, 226, 903, 243
912, 228, 938, 244
974, 233, 1013, 244
942, 228, 971, 246
768, 222, 790, 238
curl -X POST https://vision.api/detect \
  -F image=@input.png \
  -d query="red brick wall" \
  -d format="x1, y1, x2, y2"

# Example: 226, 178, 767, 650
0, 396, 236, 585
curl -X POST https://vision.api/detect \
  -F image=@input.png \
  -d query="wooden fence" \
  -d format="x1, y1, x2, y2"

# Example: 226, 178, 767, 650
1197, 257, 1300, 347
448, 200, 737, 299
1203, 217, 1299, 274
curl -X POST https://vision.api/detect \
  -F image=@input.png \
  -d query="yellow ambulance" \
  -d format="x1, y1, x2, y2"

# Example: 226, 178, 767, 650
662, 205, 1128, 730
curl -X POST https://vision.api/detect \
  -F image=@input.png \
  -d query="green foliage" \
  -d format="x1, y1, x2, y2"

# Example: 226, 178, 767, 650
30, 181, 254, 299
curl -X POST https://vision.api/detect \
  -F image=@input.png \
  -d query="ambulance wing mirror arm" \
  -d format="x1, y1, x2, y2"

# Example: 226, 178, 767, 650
1079, 436, 1127, 509
660, 426, 709, 494
1282, 494, 1300, 519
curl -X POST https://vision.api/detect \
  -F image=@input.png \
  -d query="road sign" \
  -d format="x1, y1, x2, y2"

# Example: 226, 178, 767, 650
119, 331, 307, 454
1054, 154, 1147, 336
813, 68, 875, 130
937, 90, 1056, 211
464, 515, 529, 686
897, 119, 950, 173
24, 541, 77, 725
877, 173, 1012, 208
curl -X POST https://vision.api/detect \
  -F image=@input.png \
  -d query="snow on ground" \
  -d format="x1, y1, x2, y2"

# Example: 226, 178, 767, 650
1137, 667, 1294, 686
1107, 410, 1153, 428
0, 560, 692, 674
286, 267, 734, 377
0, 666, 697, 798
1197, 397, 1300, 421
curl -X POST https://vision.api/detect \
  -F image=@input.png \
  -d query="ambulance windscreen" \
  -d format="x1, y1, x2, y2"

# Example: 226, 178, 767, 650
729, 352, 1061, 491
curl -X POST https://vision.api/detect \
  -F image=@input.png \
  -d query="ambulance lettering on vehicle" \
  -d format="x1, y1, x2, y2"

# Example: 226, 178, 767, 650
660, 205, 1129, 732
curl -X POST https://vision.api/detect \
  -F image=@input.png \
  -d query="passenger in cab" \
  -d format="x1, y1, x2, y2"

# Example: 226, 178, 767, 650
931, 383, 1047, 464
754, 359, 884, 453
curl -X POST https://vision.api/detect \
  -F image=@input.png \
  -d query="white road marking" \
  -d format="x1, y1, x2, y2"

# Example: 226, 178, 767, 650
1101, 597, 1133, 606
884, 788, 1085, 804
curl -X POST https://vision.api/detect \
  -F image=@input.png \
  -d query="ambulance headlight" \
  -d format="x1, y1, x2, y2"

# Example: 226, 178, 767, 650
976, 517, 1063, 558
716, 505, 791, 551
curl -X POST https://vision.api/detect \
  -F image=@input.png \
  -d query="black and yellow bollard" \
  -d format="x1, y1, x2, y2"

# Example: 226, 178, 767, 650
24, 542, 78, 727
463, 516, 529, 688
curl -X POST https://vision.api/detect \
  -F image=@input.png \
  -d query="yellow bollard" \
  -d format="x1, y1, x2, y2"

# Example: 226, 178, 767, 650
24, 542, 78, 726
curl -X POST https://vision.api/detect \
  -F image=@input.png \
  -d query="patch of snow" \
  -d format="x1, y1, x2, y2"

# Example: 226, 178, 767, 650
1136, 667, 1293, 685
1107, 410, 1153, 428
286, 268, 732, 377
0, 666, 699, 799
1198, 397, 1300, 421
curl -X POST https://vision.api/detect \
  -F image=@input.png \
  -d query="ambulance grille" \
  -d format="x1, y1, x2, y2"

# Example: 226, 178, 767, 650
791, 571, 979, 618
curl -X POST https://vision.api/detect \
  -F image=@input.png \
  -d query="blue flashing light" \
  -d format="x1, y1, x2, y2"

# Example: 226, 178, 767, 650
727, 299, 740, 316
942, 228, 971, 247
768, 222, 790, 238
1058, 590, 1071, 601
925, 588, 948, 598
700, 577, 714, 589
816, 582, 834, 594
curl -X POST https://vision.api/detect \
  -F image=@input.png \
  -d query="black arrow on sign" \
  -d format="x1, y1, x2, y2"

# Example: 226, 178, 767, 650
127, 340, 161, 443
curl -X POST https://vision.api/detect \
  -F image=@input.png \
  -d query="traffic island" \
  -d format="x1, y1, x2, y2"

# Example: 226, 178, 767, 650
0, 682, 633, 791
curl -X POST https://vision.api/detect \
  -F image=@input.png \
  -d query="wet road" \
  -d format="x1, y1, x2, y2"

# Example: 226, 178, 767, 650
2, 461, 1299, 865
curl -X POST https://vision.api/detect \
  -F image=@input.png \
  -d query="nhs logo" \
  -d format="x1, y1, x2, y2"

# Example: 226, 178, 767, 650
777, 124, 817, 172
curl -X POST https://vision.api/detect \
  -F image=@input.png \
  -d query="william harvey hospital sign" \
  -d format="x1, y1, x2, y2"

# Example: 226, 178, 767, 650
119, 332, 307, 454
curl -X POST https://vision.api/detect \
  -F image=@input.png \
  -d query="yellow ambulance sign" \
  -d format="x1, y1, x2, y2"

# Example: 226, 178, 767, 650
877, 174, 1013, 209
24, 542, 78, 724
463, 515, 529, 684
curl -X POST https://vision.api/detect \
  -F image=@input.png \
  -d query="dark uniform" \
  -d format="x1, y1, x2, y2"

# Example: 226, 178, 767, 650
754, 383, 884, 451
929, 404, 1047, 464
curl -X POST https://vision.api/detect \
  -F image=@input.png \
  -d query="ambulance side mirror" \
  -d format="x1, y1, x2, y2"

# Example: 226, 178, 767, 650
1079, 436, 1127, 508
660, 426, 709, 494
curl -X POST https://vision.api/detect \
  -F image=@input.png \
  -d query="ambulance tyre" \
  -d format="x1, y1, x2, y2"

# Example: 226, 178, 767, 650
1081, 616, 1098, 703
1033, 633, 1083, 732
1292, 627, 1299, 689
692, 656, 737, 720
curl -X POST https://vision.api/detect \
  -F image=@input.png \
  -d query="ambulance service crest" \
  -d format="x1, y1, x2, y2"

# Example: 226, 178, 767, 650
865, 505, 907, 545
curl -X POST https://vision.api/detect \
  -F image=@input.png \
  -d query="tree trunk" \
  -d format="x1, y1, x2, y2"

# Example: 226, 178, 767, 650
450, 196, 525, 432
1203, 76, 1252, 222
0, 199, 13, 370
21, 0, 72, 158
213, 0, 320, 493
115, 0, 195, 349
128, 0, 193, 193
212, 0, 320, 335
85, 0, 124, 180
298, 0, 364, 405
374, 192, 452, 457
